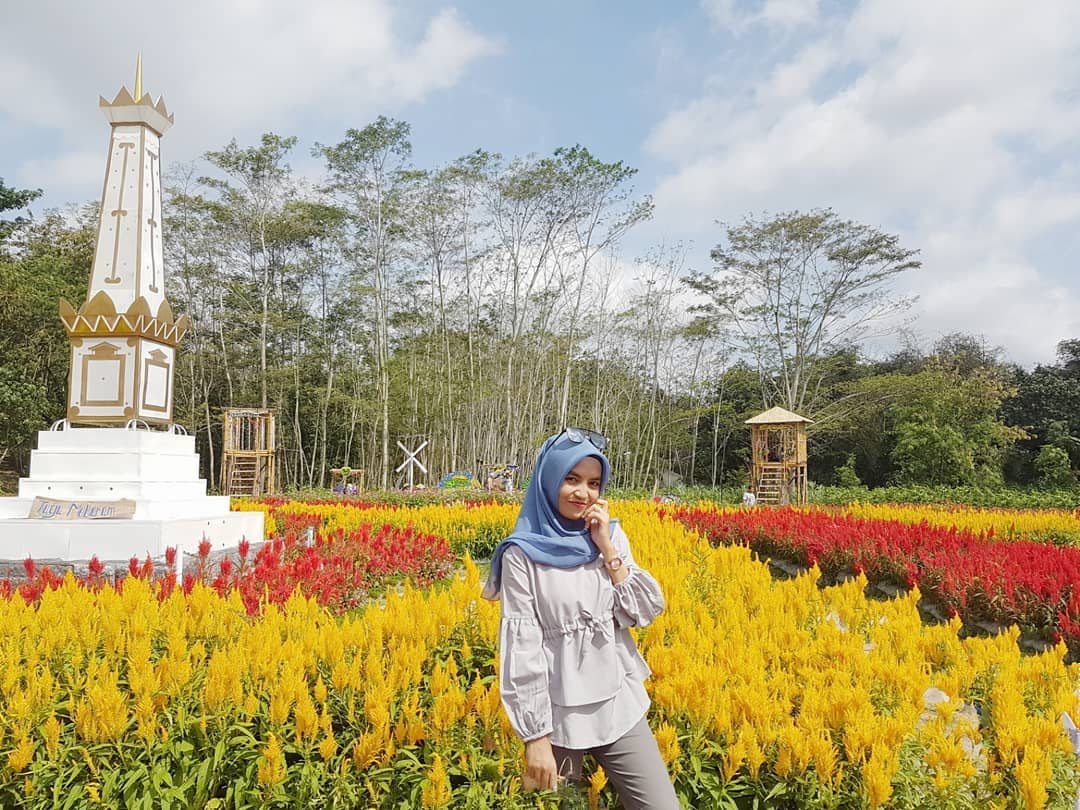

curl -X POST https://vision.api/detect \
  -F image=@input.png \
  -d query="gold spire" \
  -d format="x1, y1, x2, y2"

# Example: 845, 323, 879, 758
134, 52, 143, 101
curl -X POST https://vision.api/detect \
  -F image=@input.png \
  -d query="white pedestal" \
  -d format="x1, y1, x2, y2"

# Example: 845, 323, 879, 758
0, 427, 264, 561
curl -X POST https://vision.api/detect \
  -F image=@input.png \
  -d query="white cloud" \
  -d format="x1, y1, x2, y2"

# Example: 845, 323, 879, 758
759, 0, 819, 29
702, 0, 820, 33
0, 52, 81, 132
15, 149, 102, 196
648, 0, 1080, 365
2, 0, 498, 202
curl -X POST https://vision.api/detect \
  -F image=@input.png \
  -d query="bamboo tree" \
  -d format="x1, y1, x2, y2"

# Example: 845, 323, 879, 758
318, 118, 414, 488
201, 134, 300, 411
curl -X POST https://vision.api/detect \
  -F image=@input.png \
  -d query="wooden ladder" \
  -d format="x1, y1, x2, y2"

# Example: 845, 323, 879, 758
227, 455, 259, 496
755, 467, 785, 505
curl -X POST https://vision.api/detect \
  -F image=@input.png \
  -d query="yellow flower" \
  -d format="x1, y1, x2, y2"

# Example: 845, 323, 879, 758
73, 666, 128, 743
268, 685, 293, 726
654, 722, 681, 767
1015, 749, 1051, 810
926, 735, 976, 778
352, 731, 382, 769
7, 736, 34, 772
257, 733, 286, 787
588, 765, 608, 810
41, 715, 61, 759
421, 753, 452, 808
739, 722, 766, 779
862, 745, 898, 809
294, 688, 319, 743
318, 733, 338, 762
203, 647, 243, 712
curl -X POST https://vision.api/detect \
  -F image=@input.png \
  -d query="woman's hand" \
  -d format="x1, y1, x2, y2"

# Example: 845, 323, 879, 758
583, 498, 613, 554
585, 499, 629, 582
522, 737, 559, 791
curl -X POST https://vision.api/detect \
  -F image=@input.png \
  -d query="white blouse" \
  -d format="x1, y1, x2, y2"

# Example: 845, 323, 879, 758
498, 523, 665, 749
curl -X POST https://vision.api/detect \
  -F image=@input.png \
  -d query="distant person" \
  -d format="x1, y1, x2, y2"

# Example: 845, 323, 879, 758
482, 429, 677, 809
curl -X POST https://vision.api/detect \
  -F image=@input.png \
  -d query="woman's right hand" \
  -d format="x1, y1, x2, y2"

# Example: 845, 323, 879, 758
522, 737, 559, 791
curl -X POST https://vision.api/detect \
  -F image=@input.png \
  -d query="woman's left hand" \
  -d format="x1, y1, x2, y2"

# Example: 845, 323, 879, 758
583, 498, 612, 552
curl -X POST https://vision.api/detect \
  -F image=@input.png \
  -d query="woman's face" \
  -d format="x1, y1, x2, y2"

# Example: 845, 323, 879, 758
557, 456, 602, 521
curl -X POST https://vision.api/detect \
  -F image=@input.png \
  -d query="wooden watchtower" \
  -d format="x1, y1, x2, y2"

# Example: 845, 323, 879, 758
221, 408, 276, 496
745, 406, 812, 505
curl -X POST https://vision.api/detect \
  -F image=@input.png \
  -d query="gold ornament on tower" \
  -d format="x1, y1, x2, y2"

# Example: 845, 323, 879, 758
60, 56, 188, 425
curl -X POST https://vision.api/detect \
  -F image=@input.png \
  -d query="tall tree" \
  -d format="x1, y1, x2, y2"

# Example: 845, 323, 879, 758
317, 117, 414, 487
691, 209, 921, 414
0, 208, 94, 470
0, 178, 42, 243
549, 146, 653, 427
201, 133, 300, 409
483, 152, 575, 462
165, 164, 229, 485
891, 362, 1024, 486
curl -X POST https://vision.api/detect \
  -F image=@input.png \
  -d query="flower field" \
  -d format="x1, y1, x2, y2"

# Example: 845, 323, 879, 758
840, 503, 1080, 547
1, 500, 1079, 807
670, 505, 1080, 653
6, 521, 456, 617
233, 497, 518, 561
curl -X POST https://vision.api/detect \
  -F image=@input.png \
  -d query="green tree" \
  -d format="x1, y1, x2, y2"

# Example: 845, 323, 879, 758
690, 209, 920, 414
547, 145, 653, 427
201, 133, 301, 410
1001, 339, 1080, 483
891, 364, 1024, 486
1058, 338, 1080, 379
0, 178, 42, 243
0, 366, 48, 471
1034, 444, 1073, 490
317, 117, 415, 488
0, 208, 94, 471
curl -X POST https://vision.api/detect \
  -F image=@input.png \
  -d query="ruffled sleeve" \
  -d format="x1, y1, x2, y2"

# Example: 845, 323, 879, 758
498, 546, 553, 742
610, 524, 666, 629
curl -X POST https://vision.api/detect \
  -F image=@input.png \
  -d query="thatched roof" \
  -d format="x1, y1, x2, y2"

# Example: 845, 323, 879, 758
744, 406, 814, 425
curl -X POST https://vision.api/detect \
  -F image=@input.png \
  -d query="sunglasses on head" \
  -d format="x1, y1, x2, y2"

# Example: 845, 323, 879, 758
563, 426, 608, 451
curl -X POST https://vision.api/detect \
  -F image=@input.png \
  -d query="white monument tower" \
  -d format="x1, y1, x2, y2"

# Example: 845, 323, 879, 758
0, 60, 263, 562
62, 54, 185, 425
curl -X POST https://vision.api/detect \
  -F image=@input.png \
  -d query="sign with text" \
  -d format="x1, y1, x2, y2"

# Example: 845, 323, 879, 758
28, 496, 137, 521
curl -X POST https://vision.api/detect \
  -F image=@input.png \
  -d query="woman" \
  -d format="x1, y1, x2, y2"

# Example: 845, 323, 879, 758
482, 429, 679, 809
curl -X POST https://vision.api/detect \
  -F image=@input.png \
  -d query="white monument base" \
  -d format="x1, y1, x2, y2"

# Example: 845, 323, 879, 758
0, 426, 264, 562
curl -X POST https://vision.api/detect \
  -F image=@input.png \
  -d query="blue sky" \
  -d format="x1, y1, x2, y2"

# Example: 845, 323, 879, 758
3, 0, 1080, 366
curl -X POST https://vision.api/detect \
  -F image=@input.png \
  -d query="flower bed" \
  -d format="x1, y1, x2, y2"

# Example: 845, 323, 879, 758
234, 497, 518, 559
0, 503, 1076, 808
840, 502, 1080, 547
809, 484, 1079, 510
4, 522, 456, 616
670, 505, 1080, 651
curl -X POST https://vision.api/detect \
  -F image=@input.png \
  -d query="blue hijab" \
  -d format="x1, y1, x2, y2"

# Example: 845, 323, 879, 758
481, 432, 612, 600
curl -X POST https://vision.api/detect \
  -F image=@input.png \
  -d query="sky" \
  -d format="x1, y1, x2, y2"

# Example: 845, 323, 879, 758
3, 0, 1080, 367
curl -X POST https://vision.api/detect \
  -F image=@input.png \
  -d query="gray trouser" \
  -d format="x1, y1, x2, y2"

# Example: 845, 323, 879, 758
552, 716, 680, 810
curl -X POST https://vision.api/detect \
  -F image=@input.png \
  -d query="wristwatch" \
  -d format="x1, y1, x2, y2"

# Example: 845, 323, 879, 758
604, 555, 624, 572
